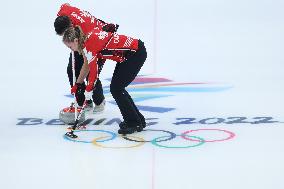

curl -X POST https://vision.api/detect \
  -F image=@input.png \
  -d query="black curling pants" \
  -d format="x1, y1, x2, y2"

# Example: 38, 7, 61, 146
110, 40, 147, 126
67, 51, 105, 106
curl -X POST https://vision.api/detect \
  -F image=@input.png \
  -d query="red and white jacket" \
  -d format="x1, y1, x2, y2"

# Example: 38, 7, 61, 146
83, 28, 139, 90
57, 3, 106, 34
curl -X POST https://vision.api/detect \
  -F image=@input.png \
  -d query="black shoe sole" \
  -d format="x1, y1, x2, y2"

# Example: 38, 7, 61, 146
118, 127, 137, 135
136, 126, 144, 132
118, 122, 146, 134
137, 123, 146, 132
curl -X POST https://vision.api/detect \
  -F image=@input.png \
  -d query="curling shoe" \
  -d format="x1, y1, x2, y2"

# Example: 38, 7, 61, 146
84, 100, 94, 111
93, 100, 106, 114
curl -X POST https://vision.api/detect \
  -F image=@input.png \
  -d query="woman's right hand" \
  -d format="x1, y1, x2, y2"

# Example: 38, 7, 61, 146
71, 83, 85, 95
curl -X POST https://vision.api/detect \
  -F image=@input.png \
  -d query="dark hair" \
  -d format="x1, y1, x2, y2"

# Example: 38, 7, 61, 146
54, 16, 72, 35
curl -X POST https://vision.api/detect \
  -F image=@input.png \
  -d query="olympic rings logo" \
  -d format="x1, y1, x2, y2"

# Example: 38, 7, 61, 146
63, 129, 236, 149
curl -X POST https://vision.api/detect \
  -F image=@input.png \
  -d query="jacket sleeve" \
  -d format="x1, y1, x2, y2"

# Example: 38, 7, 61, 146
83, 48, 98, 90
87, 57, 99, 90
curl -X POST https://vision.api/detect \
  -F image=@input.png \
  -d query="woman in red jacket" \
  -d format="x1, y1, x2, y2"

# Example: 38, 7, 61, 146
62, 25, 147, 134
54, 3, 118, 113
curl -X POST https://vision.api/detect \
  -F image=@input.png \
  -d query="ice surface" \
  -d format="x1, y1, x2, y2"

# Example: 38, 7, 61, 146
1, 0, 284, 189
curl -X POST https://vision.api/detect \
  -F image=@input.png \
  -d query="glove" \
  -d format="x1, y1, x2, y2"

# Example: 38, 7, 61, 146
71, 83, 85, 95
102, 23, 119, 33
85, 84, 93, 92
